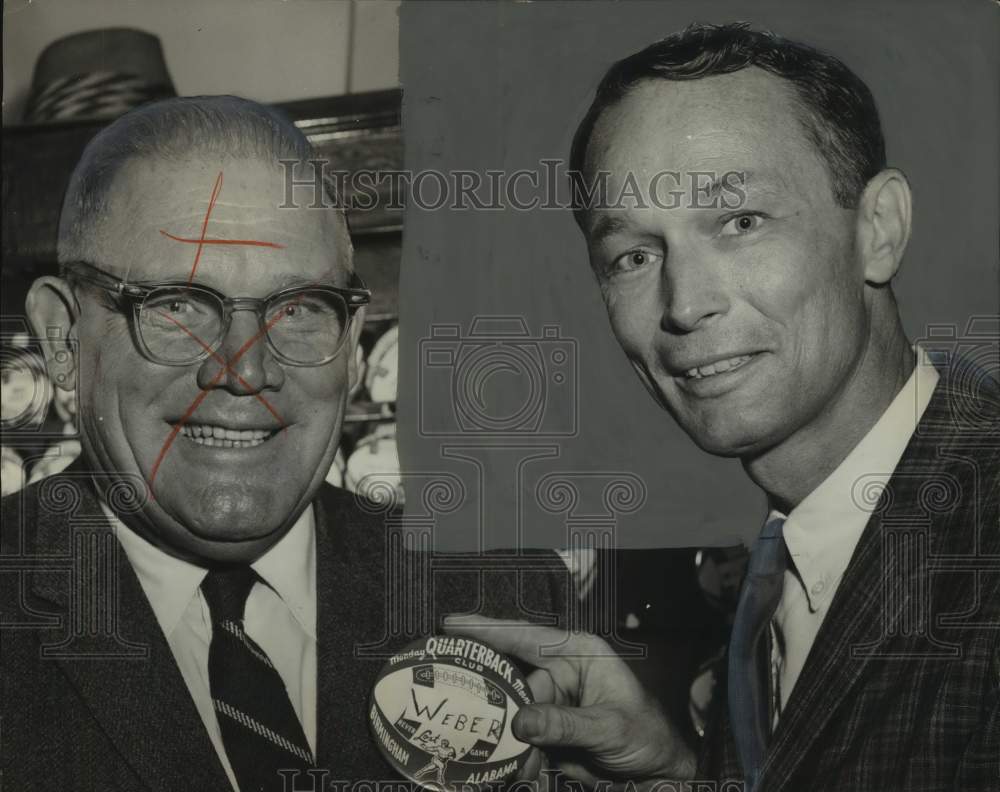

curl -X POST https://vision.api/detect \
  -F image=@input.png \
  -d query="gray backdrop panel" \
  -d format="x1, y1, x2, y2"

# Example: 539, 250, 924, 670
396, 0, 998, 550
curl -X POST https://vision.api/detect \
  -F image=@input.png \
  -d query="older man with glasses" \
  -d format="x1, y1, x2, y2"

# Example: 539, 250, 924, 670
2, 95, 564, 792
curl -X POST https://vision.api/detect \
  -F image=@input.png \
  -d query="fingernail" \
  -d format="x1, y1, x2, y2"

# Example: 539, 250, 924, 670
514, 706, 542, 739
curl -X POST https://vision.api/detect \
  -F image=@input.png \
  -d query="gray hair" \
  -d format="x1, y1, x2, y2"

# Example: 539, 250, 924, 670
58, 95, 335, 264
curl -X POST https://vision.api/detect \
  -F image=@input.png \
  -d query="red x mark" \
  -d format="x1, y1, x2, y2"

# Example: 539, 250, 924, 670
156, 310, 287, 424
147, 171, 295, 497
148, 303, 293, 494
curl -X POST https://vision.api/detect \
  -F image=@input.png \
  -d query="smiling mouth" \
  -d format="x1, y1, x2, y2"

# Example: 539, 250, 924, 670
682, 353, 757, 380
176, 422, 278, 448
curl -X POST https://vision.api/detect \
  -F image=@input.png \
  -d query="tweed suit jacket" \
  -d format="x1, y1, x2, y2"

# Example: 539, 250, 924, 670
697, 360, 1000, 791
1, 467, 569, 791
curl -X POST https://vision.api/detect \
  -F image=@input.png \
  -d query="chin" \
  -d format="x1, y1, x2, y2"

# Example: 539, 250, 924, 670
685, 431, 752, 458
168, 479, 295, 543
184, 530, 289, 565
677, 411, 772, 459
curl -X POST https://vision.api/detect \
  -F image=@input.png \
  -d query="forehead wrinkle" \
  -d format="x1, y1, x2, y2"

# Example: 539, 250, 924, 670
92, 160, 350, 285
134, 201, 332, 244
592, 89, 831, 217
718, 170, 789, 200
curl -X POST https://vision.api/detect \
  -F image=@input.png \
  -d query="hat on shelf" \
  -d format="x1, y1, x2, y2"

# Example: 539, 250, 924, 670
24, 27, 176, 124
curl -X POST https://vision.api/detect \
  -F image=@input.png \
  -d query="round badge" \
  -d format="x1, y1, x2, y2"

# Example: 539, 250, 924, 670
369, 635, 534, 790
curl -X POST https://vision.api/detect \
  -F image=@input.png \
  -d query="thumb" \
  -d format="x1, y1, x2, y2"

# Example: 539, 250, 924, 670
514, 704, 623, 750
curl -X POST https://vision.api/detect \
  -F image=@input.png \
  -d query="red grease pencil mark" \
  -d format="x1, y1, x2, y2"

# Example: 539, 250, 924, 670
147, 171, 302, 498
159, 231, 285, 249
158, 171, 286, 288
185, 170, 222, 286
154, 310, 287, 427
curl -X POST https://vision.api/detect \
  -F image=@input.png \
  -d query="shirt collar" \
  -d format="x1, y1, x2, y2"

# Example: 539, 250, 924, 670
780, 346, 940, 611
252, 506, 317, 639
105, 502, 316, 639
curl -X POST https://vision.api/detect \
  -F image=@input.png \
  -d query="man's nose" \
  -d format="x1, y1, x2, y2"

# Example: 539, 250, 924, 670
660, 246, 731, 333
195, 310, 285, 394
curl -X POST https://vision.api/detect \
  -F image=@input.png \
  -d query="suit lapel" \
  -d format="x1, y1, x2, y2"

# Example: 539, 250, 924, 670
313, 488, 383, 775
757, 368, 964, 791
29, 472, 231, 792
312, 487, 412, 780
314, 490, 344, 772
755, 505, 889, 789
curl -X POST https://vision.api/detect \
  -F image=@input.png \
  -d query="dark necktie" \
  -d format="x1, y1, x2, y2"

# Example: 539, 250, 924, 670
202, 567, 314, 792
728, 516, 787, 790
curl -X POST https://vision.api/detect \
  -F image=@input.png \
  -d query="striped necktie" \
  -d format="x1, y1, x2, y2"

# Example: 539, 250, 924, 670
728, 516, 787, 790
202, 567, 314, 791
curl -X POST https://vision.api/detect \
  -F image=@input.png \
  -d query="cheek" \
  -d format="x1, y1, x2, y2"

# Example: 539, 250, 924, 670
77, 325, 129, 421
605, 284, 660, 359
99, 350, 176, 415
77, 323, 183, 439
755, 235, 866, 368
292, 364, 350, 426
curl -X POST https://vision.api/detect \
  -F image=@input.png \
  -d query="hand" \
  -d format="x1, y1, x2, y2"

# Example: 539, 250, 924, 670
443, 615, 697, 790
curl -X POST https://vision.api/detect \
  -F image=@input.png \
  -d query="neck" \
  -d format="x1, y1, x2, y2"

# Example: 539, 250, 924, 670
744, 308, 914, 513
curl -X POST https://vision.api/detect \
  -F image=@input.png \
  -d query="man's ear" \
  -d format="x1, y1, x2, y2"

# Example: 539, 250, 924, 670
346, 306, 367, 394
856, 168, 912, 285
25, 276, 79, 392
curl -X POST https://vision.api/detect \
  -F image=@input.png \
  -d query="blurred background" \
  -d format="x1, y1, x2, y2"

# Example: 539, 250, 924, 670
3, 0, 400, 123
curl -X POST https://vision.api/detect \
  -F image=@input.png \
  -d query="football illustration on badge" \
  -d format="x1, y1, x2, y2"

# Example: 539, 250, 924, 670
369, 635, 534, 790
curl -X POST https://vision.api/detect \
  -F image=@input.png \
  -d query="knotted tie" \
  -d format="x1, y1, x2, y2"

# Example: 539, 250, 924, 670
728, 516, 787, 790
202, 567, 314, 792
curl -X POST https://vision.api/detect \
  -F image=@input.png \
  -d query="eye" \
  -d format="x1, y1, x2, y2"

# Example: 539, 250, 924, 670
146, 297, 193, 315
609, 249, 663, 275
720, 212, 765, 236
276, 295, 326, 319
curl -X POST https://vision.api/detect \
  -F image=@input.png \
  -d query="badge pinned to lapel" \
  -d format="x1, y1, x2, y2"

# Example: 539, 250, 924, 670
369, 635, 534, 791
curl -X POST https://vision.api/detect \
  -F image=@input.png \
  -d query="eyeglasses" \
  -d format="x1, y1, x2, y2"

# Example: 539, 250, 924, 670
63, 261, 371, 367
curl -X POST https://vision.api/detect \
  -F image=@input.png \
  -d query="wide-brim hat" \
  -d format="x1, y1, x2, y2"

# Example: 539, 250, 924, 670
24, 27, 176, 124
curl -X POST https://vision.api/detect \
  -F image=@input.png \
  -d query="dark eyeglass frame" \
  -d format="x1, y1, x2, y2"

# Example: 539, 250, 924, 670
62, 260, 371, 367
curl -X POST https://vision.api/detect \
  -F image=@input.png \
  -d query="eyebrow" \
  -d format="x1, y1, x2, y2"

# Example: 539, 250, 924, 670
701, 170, 786, 202
270, 272, 355, 291
124, 272, 347, 293
586, 169, 788, 243
587, 214, 631, 246
273, 274, 322, 289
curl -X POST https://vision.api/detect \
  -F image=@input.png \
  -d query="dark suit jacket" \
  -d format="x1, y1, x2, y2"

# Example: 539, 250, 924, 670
1, 470, 569, 791
698, 362, 1000, 791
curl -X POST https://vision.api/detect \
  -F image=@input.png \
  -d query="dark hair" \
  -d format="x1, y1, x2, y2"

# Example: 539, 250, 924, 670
569, 22, 886, 223
58, 95, 331, 264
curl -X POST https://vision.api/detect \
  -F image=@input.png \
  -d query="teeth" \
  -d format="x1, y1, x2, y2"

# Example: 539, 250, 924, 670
684, 354, 754, 379
178, 423, 273, 447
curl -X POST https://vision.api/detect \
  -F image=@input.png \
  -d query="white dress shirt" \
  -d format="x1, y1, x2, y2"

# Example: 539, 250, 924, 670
106, 503, 318, 791
767, 348, 939, 727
